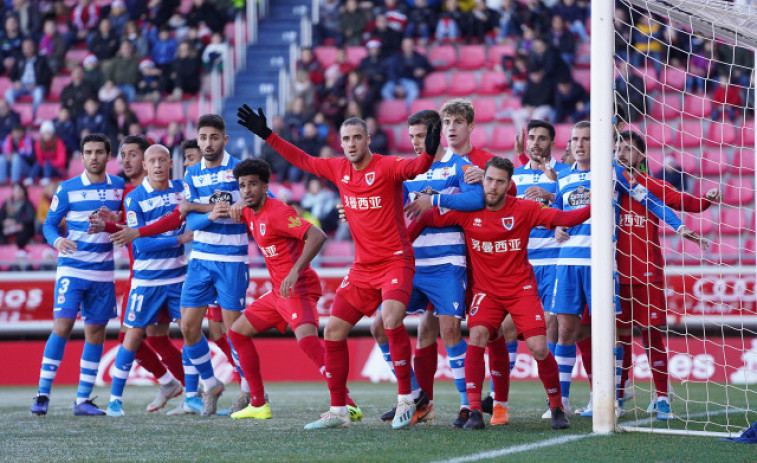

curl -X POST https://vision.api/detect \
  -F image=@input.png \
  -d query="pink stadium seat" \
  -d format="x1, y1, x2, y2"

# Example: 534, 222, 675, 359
487, 44, 516, 69
154, 101, 185, 127
131, 101, 155, 126
313, 46, 338, 68
650, 92, 682, 120
289, 182, 306, 202
575, 42, 591, 68
723, 178, 755, 206
479, 70, 506, 95
457, 45, 486, 70
497, 98, 522, 121
395, 127, 414, 154
472, 98, 496, 123
65, 48, 89, 67
0, 244, 17, 269
27, 186, 44, 208
662, 66, 686, 90
730, 148, 756, 175
48, 76, 71, 101
36, 102, 60, 124
376, 99, 408, 125
224, 22, 236, 44
675, 120, 704, 148
705, 121, 737, 146
12, 103, 32, 126
0, 77, 10, 98
421, 72, 448, 97
345, 46, 367, 67
676, 238, 705, 265
692, 178, 721, 198
744, 239, 756, 265
684, 212, 714, 236
490, 126, 517, 151
709, 237, 741, 265
719, 207, 748, 236
68, 158, 85, 178
470, 127, 488, 147
0, 186, 12, 206
680, 150, 728, 177
660, 237, 679, 264
447, 71, 477, 96
645, 149, 666, 173
738, 124, 755, 147
638, 67, 661, 93
186, 99, 200, 122
554, 123, 573, 150
179, 0, 193, 14
428, 45, 457, 70
644, 122, 673, 148
572, 69, 590, 92
321, 241, 354, 268
27, 243, 57, 268
683, 94, 712, 119
408, 98, 437, 115
106, 158, 121, 175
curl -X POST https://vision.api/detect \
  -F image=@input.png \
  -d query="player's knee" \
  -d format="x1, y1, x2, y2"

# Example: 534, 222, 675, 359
529, 342, 549, 361
469, 326, 490, 347
438, 321, 461, 345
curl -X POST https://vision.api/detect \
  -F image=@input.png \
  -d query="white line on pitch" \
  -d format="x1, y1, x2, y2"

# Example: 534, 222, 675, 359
428, 434, 591, 463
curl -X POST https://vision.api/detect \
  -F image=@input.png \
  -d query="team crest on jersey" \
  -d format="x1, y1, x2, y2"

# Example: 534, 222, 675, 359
502, 217, 514, 230
287, 216, 302, 228
259, 223, 266, 236
365, 172, 375, 186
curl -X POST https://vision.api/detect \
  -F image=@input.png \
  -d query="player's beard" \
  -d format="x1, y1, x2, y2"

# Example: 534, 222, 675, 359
485, 191, 505, 208
86, 162, 106, 177
203, 145, 224, 163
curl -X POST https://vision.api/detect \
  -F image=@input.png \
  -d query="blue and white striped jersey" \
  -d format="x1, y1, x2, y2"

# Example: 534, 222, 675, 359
43, 172, 124, 282
512, 159, 569, 266
125, 178, 187, 287
554, 163, 684, 266
403, 151, 483, 270
183, 151, 248, 263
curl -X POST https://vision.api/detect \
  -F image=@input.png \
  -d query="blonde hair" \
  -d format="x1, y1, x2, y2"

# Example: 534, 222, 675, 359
440, 98, 475, 124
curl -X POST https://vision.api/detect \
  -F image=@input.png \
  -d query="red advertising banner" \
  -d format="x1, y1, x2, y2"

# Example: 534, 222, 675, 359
1, 336, 755, 386
665, 273, 757, 325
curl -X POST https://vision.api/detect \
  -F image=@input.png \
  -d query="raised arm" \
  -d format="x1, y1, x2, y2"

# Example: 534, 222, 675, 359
615, 165, 683, 232
638, 173, 716, 212
394, 122, 439, 182
128, 203, 181, 254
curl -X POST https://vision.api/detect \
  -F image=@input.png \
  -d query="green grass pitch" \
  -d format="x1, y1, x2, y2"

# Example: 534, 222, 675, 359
2, 381, 755, 463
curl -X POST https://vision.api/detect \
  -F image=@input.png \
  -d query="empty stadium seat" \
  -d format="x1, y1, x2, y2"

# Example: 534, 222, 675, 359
490, 126, 517, 151
290, 182, 306, 202
675, 120, 705, 148
738, 124, 755, 147
680, 150, 728, 177
48, 75, 71, 101
705, 121, 737, 146
639, 67, 661, 93
12, 103, 32, 126
35, 102, 61, 124
321, 240, 354, 267
345, 46, 367, 67
26, 243, 57, 269
645, 149, 666, 173
487, 43, 516, 69
572, 69, 590, 92
676, 238, 705, 265
457, 45, 486, 70
684, 212, 714, 236
470, 127, 488, 147
377, 100, 408, 125
719, 207, 748, 236
447, 71, 477, 96
428, 45, 457, 70
574, 42, 591, 68
27, 186, 44, 208
479, 70, 506, 95
472, 98, 497, 123
730, 148, 756, 175
692, 178, 721, 198
314, 46, 337, 68
186, 99, 200, 122
154, 101, 185, 127
554, 123, 573, 149
662, 66, 686, 90
660, 236, 679, 264
0, 244, 17, 270
247, 242, 264, 268
421, 72, 448, 97
709, 237, 741, 265
723, 178, 755, 205
683, 93, 712, 119
497, 98, 522, 122
131, 101, 155, 126
645, 122, 673, 148
650, 92, 682, 119
68, 158, 85, 178
65, 48, 89, 68
395, 126, 414, 153
408, 98, 437, 115
106, 158, 122, 175
744, 239, 756, 264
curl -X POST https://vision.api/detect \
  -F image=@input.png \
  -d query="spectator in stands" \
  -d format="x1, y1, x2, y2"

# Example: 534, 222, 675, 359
108, 0, 130, 37
151, 25, 178, 74
97, 79, 123, 113
631, 14, 665, 77
108, 95, 138, 145
0, 99, 20, 142
553, 75, 589, 123
685, 37, 714, 94
435, 0, 463, 43
88, 18, 121, 62
381, 37, 433, 108
615, 60, 646, 121
54, 107, 79, 156
345, 69, 373, 117
552, 0, 588, 42
201, 32, 227, 72
69, 0, 100, 46
298, 121, 326, 164
124, 20, 150, 58
36, 180, 59, 235
325, 48, 356, 87
187, 0, 226, 33
167, 40, 202, 100
613, 6, 632, 62
505, 53, 529, 96
494, 0, 524, 42
469, 0, 500, 44
127, 121, 143, 137
5, 38, 52, 117
522, 0, 552, 35
14, 0, 42, 38
527, 35, 571, 88
344, 99, 363, 120
294, 69, 317, 108
404, 0, 437, 45
2, 125, 36, 185
297, 47, 325, 88
146, 0, 181, 28
161, 121, 185, 153
513, 65, 554, 129
711, 74, 742, 123
316, 0, 342, 45
359, 39, 389, 111
367, 14, 403, 60
367, 116, 389, 154
104, 40, 140, 102
60, 66, 96, 119
545, 15, 577, 65
82, 53, 104, 90
302, 177, 339, 233
0, 14, 24, 73
38, 18, 67, 74
76, 97, 108, 140
284, 96, 312, 132
658, 154, 689, 193
261, 115, 297, 183
0, 182, 35, 248
136, 57, 162, 101
715, 41, 754, 88
339, 0, 368, 46
33, 121, 66, 185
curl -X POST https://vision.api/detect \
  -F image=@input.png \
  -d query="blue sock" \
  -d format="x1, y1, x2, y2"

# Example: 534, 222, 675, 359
77, 342, 104, 402
38, 332, 67, 396
378, 342, 420, 391
614, 345, 623, 404
182, 346, 199, 398
554, 343, 577, 401
109, 346, 136, 402
446, 340, 468, 407
506, 341, 518, 371
185, 335, 215, 382
548, 342, 556, 357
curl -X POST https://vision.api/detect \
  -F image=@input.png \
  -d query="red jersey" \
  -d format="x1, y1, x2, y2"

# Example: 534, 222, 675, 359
410, 197, 590, 298
616, 173, 712, 284
241, 197, 321, 296
462, 146, 517, 196
267, 133, 434, 265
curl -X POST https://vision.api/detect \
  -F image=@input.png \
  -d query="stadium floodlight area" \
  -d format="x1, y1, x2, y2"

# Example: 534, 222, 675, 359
594, 0, 756, 437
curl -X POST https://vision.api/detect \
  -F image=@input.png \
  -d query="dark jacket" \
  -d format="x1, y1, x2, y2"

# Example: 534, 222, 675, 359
9, 55, 52, 89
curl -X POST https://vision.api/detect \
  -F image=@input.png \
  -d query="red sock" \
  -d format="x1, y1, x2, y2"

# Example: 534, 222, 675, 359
536, 353, 562, 409
487, 336, 510, 402
212, 334, 234, 364
385, 326, 412, 395
147, 335, 184, 385
577, 336, 592, 383
642, 329, 669, 397
413, 342, 438, 400
464, 345, 485, 412
120, 330, 168, 379
298, 334, 326, 375
227, 330, 265, 407
325, 339, 349, 407
618, 334, 633, 399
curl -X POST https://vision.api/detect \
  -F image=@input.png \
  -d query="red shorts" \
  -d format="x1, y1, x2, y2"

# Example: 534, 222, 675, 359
120, 281, 171, 325
330, 259, 415, 325
580, 304, 591, 326
468, 288, 547, 340
244, 291, 319, 334
205, 303, 223, 323
617, 283, 666, 327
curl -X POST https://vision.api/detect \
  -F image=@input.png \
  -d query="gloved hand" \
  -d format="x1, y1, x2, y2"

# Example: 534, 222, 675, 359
237, 104, 272, 139
425, 121, 441, 156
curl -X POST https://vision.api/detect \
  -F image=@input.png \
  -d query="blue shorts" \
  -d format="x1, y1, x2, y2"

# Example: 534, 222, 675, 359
405, 266, 467, 318
533, 265, 556, 314
552, 265, 620, 316
124, 282, 183, 329
181, 259, 249, 311
53, 276, 117, 325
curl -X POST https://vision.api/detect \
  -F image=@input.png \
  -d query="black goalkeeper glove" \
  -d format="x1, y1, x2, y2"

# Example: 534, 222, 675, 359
237, 104, 272, 139
424, 121, 441, 156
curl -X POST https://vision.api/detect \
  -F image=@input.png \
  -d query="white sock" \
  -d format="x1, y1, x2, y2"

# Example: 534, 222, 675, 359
201, 376, 219, 391
330, 406, 347, 416
240, 378, 250, 393
494, 400, 508, 408
399, 393, 414, 403
75, 397, 88, 405
157, 371, 175, 385
109, 394, 121, 402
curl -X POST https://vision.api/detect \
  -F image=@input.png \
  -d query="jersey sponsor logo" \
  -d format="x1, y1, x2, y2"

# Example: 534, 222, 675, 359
260, 244, 277, 258
502, 217, 515, 230
471, 238, 522, 253
287, 216, 302, 228
365, 172, 375, 186
621, 213, 646, 228
343, 195, 382, 210
259, 223, 266, 236
126, 210, 138, 227
567, 186, 591, 207
393, 359, 407, 367
209, 190, 233, 204
50, 196, 59, 212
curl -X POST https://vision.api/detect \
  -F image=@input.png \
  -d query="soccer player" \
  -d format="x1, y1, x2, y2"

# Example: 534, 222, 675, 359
550, 121, 706, 414
237, 105, 437, 430
30, 134, 124, 416
614, 130, 720, 419
408, 156, 593, 430
375, 109, 483, 427
181, 114, 250, 416
106, 144, 187, 417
